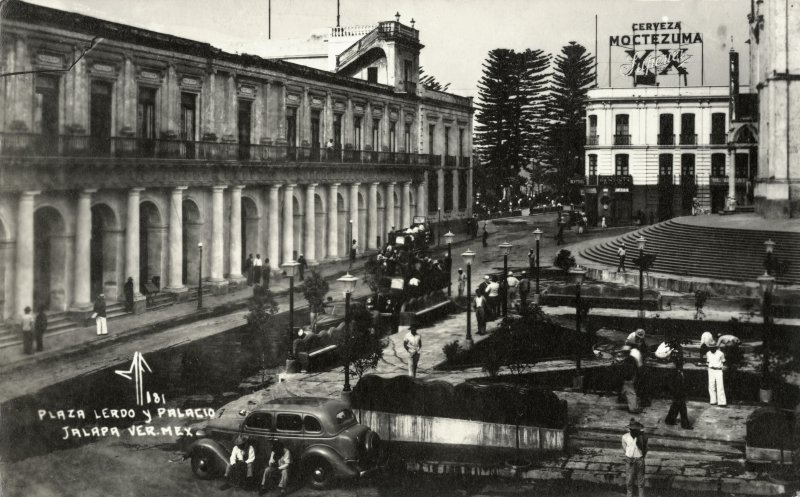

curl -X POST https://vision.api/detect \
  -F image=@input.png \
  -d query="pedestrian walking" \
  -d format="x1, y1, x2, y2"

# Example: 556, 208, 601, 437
706, 345, 727, 406
601, 216, 608, 229
297, 253, 307, 281
20, 306, 34, 355
244, 254, 254, 286
253, 254, 263, 285
124, 276, 135, 313
457, 268, 466, 297
403, 326, 422, 377
621, 419, 648, 497
617, 244, 627, 273
474, 293, 487, 334
665, 355, 692, 429
481, 225, 488, 247
92, 294, 107, 336
263, 257, 271, 289
34, 305, 48, 352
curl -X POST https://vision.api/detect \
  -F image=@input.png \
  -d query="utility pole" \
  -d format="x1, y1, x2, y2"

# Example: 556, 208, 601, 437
268, 0, 271, 39
337, 0, 341, 27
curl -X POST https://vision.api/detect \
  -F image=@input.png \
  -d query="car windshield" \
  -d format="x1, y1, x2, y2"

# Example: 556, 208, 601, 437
334, 409, 356, 427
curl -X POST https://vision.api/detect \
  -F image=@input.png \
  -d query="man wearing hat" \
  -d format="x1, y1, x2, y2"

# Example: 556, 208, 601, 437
457, 268, 466, 297
403, 326, 422, 378
506, 271, 520, 308
621, 418, 648, 497
221, 435, 255, 490
260, 440, 291, 495
92, 294, 107, 336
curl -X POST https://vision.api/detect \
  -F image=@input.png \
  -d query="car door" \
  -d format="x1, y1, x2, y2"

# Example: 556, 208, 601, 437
302, 414, 325, 454
275, 412, 304, 465
242, 411, 273, 474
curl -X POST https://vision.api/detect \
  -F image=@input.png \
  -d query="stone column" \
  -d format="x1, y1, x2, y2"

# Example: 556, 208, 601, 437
349, 183, 360, 249
453, 170, 460, 213
125, 188, 144, 300
228, 185, 245, 283
167, 186, 187, 291
210, 186, 227, 286
401, 181, 412, 228
72, 189, 96, 311
727, 149, 736, 207
417, 177, 426, 217
367, 182, 379, 250
283, 184, 296, 263
437, 168, 445, 215
385, 182, 396, 233
15, 191, 39, 318
304, 183, 317, 263
327, 183, 339, 259
268, 185, 281, 266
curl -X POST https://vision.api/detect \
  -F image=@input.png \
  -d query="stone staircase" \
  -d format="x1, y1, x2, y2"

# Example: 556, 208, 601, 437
580, 219, 800, 285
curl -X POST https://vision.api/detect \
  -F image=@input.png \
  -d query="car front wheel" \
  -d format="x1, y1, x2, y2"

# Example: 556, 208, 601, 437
306, 457, 334, 489
191, 447, 219, 480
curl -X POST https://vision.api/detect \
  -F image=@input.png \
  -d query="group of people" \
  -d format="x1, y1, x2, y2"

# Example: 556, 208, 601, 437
243, 254, 271, 287
221, 436, 291, 495
471, 271, 532, 334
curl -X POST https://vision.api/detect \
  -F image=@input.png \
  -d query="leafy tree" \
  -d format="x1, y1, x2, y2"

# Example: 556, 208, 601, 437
554, 249, 576, 273
546, 42, 595, 200
338, 302, 386, 380
302, 269, 329, 315
246, 286, 280, 365
418, 66, 450, 92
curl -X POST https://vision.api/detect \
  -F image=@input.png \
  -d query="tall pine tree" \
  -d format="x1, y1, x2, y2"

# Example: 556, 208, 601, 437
519, 49, 552, 185
547, 42, 595, 200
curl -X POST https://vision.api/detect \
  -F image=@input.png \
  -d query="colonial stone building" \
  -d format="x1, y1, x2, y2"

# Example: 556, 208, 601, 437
749, 0, 800, 218
0, 1, 473, 321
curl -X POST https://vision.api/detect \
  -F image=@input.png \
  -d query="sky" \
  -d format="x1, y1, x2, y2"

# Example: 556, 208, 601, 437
28, 0, 752, 99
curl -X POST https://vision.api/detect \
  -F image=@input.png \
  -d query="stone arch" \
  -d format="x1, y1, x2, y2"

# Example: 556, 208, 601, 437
90, 203, 121, 302
241, 196, 259, 269
357, 191, 367, 251
337, 192, 348, 257
292, 195, 303, 259
182, 199, 202, 286
314, 193, 326, 261
139, 201, 164, 292
34, 206, 67, 311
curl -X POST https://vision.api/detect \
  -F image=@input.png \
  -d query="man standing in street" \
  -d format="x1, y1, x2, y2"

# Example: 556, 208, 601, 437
263, 257, 271, 289
34, 305, 48, 352
253, 254, 263, 285
486, 277, 501, 319
556, 219, 565, 245
527, 249, 536, 277
244, 254, 254, 286
403, 326, 422, 378
518, 273, 531, 308
665, 354, 692, 429
621, 419, 648, 497
297, 253, 307, 281
474, 293, 487, 335
482, 225, 488, 247
617, 243, 627, 273
457, 268, 466, 297
92, 294, 107, 336
124, 277, 134, 313
707, 344, 727, 406
20, 306, 34, 355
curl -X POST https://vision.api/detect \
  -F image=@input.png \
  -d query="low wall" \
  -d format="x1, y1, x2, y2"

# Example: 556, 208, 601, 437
356, 410, 565, 451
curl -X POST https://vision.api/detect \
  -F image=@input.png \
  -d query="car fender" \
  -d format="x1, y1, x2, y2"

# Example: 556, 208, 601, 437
188, 438, 229, 467
301, 444, 358, 479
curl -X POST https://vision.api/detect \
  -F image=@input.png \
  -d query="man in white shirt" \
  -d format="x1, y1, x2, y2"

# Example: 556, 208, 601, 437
457, 268, 466, 297
260, 441, 291, 495
486, 278, 501, 319
403, 326, 422, 377
706, 345, 727, 406
621, 419, 647, 497
474, 294, 487, 334
506, 272, 520, 307
253, 254, 263, 285
221, 435, 255, 490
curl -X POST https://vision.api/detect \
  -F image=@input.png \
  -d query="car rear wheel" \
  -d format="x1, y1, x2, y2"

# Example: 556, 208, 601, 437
191, 447, 219, 480
306, 457, 334, 489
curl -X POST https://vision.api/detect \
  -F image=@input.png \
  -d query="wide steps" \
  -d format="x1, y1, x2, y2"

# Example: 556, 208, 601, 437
569, 428, 744, 460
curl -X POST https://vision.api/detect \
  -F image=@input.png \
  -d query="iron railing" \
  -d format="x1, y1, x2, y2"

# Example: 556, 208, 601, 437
657, 134, 675, 146
613, 134, 632, 146
679, 134, 698, 145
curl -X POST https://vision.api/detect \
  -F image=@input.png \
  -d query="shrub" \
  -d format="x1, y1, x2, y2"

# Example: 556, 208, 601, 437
338, 303, 385, 380
302, 270, 329, 314
442, 340, 462, 363
554, 249, 576, 273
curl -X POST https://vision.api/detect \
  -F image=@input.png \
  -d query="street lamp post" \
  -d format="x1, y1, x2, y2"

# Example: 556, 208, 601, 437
637, 236, 646, 320
197, 242, 203, 310
282, 260, 301, 372
338, 272, 359, 393
764, 239, 775, 275
569, 266, 587, 373
533, 229, 542, 304
758, 271, 776, 400
443, 230, 455, 297
462, 249, 476, 351
499, 242, 513, 317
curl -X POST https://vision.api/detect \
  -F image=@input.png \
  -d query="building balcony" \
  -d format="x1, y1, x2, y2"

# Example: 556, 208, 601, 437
657, 134, 675, 146
658, 174, 674, 185
586, 174, 598, 185
460, 156, 471, 167
613, 134, 631, 146
0, 133, 433, 166
420, 153, 441, 166
445, 155, 457, 167
679, 134, 698, 146
597, 174, 633, 187
709, 133, 727, 145
586, 135, 599, 146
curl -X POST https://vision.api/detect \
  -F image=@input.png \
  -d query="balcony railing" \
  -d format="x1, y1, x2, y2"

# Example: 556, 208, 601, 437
710, 133, 727, 145
0, 133, 433, 166
445, 155, 457, 167
657, 134, 675, 146
679, 134, 698, 145
586, 135, 599, 145
598, 174, 633, 187
586, 174, 598, 185
461, 156, 471, 167
658, 174, 674, 185
613, 134, 631, 146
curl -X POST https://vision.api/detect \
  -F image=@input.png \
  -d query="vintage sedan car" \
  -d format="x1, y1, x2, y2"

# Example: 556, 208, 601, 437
183, 397, 384, 489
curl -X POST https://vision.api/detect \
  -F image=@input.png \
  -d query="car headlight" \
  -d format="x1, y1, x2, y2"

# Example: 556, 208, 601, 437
194, 429, 206, 438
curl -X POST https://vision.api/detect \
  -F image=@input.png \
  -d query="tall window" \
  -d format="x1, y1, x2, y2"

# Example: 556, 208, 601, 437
711, 113, 726, 143
372, 118, 380, 149
310, 110, 321, 148
458, 128, 465, 156
354, 116, 362, 150
34, 75, 59, 138
404, 123, 411, 152
180, 93, 197, 141
444, 126, 451, 157
404, 60, 412, 83
615, 154, 629, 176
389, 122, 397, 152
428, 124, 435, 154
90, 80, 112, 153
588, 154, 597, 176
137, 87, 157, 140
681, 113, 696, 144
286, 107, 297, 147
711, 153, 726, 177
367, 67, 378, 83
615, 114, 629, 135
333, 114, 343, 149
659, 154, 673, 176
588, 115, 597, 136
659, 114, 674, 144
681, 154, 695, 176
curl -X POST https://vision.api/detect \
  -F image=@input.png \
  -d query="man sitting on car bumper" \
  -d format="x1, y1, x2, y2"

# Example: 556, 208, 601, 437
260, 441, 291, 495
221, 436, 255, 490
